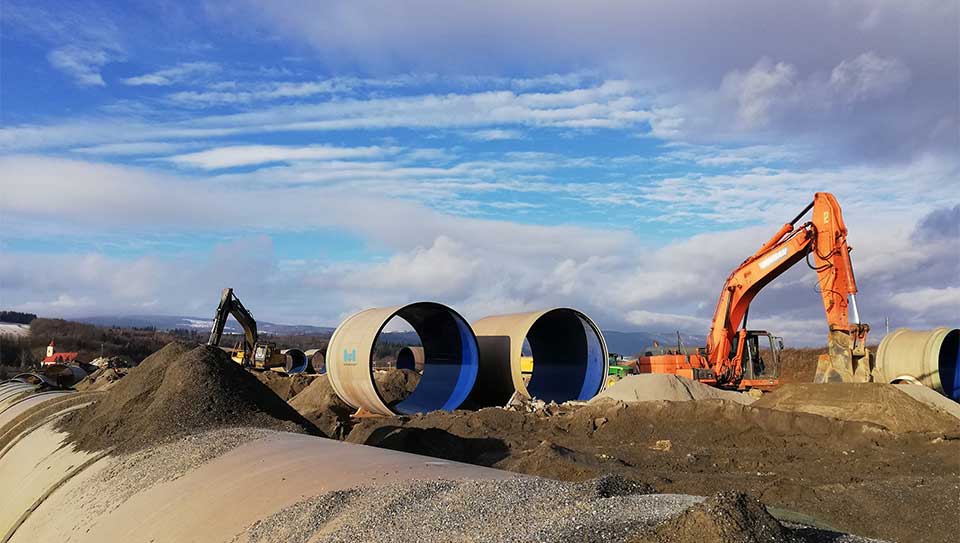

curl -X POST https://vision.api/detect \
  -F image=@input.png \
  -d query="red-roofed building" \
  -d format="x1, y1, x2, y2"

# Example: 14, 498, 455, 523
41, 340, 80, 365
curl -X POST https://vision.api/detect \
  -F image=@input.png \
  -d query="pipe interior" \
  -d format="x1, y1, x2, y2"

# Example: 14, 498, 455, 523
939, 329, 959, 401
525, 309, 605, 402
375, 303, 478, 415
283, 349, 308, 374
396, 347, 417, 371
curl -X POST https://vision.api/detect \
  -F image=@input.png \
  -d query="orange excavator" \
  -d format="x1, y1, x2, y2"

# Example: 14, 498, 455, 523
638, 192, 873, 389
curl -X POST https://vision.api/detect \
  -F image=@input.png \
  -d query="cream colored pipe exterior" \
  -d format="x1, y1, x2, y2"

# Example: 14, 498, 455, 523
470, 308, 609, 406
876, 327, 959, 398
327, 302, 479, 416
327, 305, 401, 414
0, 386, 521, 543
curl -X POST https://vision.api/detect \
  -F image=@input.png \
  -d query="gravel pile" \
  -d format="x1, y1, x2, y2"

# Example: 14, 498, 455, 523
57, 342, 321, 452
244, 475, 702, 543
243, 477, 882, 543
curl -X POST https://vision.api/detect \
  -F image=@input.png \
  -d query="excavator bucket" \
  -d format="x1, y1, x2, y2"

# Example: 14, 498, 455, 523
814, 328, 873, 383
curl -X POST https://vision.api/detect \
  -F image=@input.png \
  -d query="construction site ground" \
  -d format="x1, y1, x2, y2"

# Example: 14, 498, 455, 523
65, 344, 959, 542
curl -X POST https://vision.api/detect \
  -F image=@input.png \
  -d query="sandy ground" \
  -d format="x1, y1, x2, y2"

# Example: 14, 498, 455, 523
333, 377, 959, 543
65, 344, 958, 542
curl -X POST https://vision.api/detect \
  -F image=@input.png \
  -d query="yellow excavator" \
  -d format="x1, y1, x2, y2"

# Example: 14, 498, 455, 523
207, 288, 310, 374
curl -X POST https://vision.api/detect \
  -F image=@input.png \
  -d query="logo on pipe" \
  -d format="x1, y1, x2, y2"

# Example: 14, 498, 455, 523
343, 348, 357, 364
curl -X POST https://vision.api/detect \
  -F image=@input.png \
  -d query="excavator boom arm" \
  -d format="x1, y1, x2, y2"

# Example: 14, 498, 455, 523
207, 288, 258, 358
704, 193, 867, 381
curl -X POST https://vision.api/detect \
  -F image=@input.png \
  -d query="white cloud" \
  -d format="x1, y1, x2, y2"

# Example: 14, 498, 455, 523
122, 62, 221, 86
47, 46, 112, 86
0, 81, 653, 152
165, 144, 399, 170
167, 80, 347, 106
466, 129, 523, 141
829, 52, 911, 103
720, 58, 797, 128
890, 287, 960, 314
72, 141, 202, 156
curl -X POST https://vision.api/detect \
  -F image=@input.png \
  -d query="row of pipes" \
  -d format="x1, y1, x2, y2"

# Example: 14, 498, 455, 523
318, 300, 960, 413
325, 303, 609, 415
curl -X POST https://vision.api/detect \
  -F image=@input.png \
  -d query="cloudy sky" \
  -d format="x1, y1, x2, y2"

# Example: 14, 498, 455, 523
1, 0, 957, 345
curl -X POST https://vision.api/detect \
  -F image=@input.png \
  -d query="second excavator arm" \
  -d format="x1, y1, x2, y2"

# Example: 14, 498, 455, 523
207, 287, 259, 363
704, 192, 870, 383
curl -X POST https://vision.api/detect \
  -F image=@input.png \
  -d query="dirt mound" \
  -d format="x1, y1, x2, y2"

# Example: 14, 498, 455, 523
894, 383, 960, 421
251, 370, 316, 401
346, 398, 959, 542
373, 368, 420, 405
753, 383, 960, 435
57, 342, 321, 453
777, 349, 823, 384
74, 367, 128, 391
592, 374, 755, 405
288, 374, 355, 437
633, 492, 798, 543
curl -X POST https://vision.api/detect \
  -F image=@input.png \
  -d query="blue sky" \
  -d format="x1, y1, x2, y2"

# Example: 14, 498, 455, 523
1, 1, 957, 344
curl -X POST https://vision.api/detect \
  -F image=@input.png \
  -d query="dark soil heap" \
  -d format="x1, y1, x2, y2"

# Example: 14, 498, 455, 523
633, 492, 799, 543
58, 342, 322, 453
289, 374, 355, 437
74, 367, 129, 392
754, 382, 960, 435
373, 368, 420, 405
251, 370, 316, 401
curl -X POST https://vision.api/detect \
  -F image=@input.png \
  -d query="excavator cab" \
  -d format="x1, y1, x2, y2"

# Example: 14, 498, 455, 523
736, 330, 781, 389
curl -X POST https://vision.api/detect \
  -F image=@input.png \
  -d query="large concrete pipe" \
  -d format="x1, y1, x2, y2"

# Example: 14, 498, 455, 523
396, 346, 425, 371
279, 348, 308, 374
327, 302, 479, 415
304, 348, 325, 373
876, 327, 959, 400
0, 386, 520, 543
468, 308, 608, 406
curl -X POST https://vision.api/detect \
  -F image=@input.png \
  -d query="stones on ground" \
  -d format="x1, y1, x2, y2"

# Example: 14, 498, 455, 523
57, 342, 321, 453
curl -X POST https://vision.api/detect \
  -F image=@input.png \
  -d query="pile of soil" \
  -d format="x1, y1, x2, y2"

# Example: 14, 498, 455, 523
753, 383, 960, 434
776, 349, 823, 384
592, 374, 754, 405
74, 367, 129, 391
57, 342, 321, 453
251, 370, 317, 401
373, 368, 420, 405
346, 398, 960, 542
633, 492, 798, 543
288, 374, 355, 437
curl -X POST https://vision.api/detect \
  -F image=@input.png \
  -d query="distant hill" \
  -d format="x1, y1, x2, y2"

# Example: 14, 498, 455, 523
69, 315, 701, 355
74, 315, 335, 336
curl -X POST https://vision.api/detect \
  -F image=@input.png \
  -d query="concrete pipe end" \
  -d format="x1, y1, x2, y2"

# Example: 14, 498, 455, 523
469, 307, 608, 407
327, 302, 479, 416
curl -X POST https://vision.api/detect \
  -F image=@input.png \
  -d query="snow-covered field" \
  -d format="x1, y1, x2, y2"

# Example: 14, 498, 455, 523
0, 322, 30, 337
